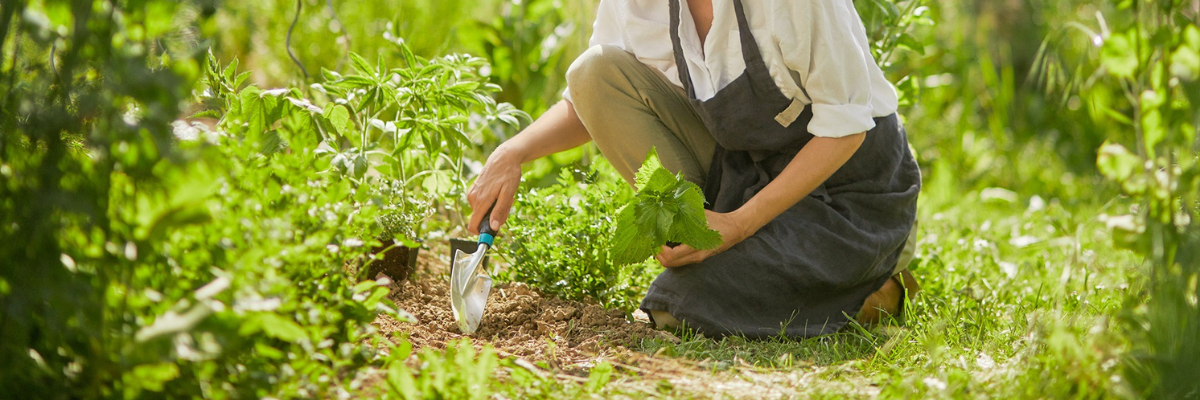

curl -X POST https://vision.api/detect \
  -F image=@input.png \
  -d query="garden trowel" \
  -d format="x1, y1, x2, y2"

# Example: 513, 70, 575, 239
449, 205, 497, 334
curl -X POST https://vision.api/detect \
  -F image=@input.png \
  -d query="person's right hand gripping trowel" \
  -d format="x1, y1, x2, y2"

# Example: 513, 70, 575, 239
450, 204, 498, 334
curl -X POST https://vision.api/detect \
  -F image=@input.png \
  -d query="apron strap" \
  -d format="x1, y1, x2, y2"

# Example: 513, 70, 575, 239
730, 0, 770, 80
668, 0, 698, 99
668, 0, 774, 100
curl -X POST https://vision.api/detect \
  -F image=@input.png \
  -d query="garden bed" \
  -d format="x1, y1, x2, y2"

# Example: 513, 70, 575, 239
373, 247, 677, 370
367, 251, 855, 399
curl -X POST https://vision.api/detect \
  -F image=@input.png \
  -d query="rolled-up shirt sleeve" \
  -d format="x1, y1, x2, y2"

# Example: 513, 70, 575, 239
563, 0, 624, 103
777, 0, 878, 138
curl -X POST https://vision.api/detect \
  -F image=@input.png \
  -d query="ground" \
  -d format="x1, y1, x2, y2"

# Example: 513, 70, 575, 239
369, 240, 895, 399
363, 192, 1137, 399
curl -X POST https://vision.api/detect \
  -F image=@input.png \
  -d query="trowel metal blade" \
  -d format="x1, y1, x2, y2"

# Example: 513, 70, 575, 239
450, 245, 491, 334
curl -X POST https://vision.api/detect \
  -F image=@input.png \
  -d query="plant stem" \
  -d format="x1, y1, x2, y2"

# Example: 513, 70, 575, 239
286, 0, 309, 80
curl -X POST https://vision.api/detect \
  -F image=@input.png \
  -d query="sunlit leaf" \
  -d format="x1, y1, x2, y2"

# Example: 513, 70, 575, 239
1101, 31, 1138, 78
253, 313, 307, 343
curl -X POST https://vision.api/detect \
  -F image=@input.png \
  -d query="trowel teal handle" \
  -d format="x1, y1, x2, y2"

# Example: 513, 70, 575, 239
478, 203, 496, 247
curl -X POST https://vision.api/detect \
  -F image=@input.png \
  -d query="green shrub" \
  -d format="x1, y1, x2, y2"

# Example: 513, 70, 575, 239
499, 161, 661, 311
1074, 2, 1200, 398
0, 1, 520, 396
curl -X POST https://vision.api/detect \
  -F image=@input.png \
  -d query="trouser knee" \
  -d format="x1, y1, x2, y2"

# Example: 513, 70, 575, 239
566, 45, 637, 103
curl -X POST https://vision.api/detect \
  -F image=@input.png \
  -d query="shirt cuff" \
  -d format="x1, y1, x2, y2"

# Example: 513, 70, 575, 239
562, 86, 573, 103
808, 103, 876, 138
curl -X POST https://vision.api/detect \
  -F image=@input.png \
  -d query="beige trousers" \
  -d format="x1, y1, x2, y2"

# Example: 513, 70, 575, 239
567, 46, 918, 324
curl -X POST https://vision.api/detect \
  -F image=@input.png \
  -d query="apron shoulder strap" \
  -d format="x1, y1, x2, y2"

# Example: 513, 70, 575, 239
668, 0, 698, 99
668, 0, 775, 99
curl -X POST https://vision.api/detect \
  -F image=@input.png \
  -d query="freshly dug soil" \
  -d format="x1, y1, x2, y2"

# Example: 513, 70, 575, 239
363, 240, 420, 282
365, 242, 840, 399
375, 277, 676, 367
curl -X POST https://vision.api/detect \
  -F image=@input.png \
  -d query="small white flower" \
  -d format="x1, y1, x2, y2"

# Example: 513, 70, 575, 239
923, 377, 947, 391
1027, 195, 1046, 213
972, 238, 991, 251
61, 254, 76, 272
1009, 235, 1040, 248
976, 353, 996, 370
999, 261, 1019, 279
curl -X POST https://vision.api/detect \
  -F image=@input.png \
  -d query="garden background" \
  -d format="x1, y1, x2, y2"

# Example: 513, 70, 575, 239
1, 0, 1198, 398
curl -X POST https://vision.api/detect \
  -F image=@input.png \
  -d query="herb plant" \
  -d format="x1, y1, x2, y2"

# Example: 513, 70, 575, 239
499, 162, 660, 311
611, 149, 722, 266
197, 37, 529, 238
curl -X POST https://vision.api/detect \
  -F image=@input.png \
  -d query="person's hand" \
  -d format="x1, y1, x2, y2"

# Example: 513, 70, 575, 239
466, 144, 524, 235
655, 210, 752, 268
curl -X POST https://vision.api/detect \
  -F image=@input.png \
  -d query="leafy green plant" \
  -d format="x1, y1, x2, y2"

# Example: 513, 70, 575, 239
198, 36, 529, 237
501, 151, 716, 309
0, 0, 212, 395
0, 2, 518, 396
385, 339, 499, 400
209, 0, 481, 85
611, 149, 722, 266
1076, 1, 1200, 398
317, 44, 529, 229
458, 0, 578, 117
499, 161, 660, 311
855, 0, 933, 106
383, 339, 627, 399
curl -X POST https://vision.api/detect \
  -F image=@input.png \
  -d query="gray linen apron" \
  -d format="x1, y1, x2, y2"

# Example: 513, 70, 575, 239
639, 0, 922, 338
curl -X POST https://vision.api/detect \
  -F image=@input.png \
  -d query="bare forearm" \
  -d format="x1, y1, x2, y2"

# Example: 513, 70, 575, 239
467, 100, 593, 232
499, 100, 592, 164
731, 133, 866, 235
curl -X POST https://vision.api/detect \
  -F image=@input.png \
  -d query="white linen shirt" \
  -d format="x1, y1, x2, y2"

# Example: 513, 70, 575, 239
563, 0, 899, 138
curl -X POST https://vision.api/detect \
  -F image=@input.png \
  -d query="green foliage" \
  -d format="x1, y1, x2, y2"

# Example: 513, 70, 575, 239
386, 340, 499, 400
611, 149, 722, 266
855, 0, 934, 106
383, 339, 630, 399
209, 0, 481, 85
0, 1, 526, 396
7, 0, 1196, 397
458, 0, 579, 117
903, 0, 1130, 200
1, 0, 208, 395
499, 161, 660, 311
1079, 2, 1200, 398
199, 38, 528, 234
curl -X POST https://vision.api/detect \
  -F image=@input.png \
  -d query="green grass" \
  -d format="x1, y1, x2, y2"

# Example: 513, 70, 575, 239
628, 180, 1140, 398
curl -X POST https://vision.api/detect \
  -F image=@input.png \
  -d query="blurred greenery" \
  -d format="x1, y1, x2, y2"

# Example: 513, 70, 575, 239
202, 0, 1151, 196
